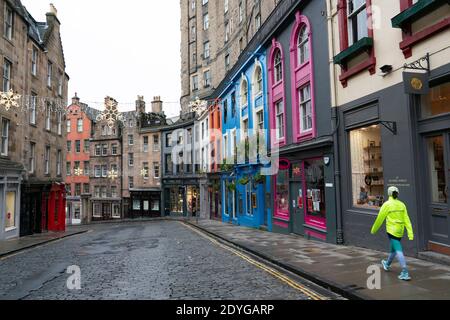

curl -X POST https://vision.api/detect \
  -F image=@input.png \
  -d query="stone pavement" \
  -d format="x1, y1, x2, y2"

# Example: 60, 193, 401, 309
0, 227, 89, 259
186, 219, 450, 300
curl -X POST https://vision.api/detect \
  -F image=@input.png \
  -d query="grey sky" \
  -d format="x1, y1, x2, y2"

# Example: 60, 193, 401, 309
21, 0, 182, 117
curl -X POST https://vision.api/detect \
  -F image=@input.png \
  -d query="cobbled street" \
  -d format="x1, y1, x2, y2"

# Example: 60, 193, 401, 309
0, 221, 321, 300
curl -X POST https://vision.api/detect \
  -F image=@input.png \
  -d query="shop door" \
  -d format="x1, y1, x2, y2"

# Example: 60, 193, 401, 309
291, 182, 304, 235
425, 133, 450, 246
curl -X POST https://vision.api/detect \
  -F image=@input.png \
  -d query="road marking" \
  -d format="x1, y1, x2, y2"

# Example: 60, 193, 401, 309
182, 222, 327, 301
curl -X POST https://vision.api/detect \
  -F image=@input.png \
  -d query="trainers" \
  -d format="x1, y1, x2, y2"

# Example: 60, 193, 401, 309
381, 260, 391, 272
398, 270, 411, 281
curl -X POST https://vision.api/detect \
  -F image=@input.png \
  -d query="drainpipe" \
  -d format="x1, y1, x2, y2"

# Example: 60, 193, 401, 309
327, 0, 344, 245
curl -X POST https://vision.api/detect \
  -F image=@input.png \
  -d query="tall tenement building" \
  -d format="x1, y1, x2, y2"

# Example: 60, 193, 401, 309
180, 0, 279, 113
0, 1, 69, 240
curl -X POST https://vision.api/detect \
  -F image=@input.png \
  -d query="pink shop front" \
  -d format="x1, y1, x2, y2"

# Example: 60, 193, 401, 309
271, 150, 338, 244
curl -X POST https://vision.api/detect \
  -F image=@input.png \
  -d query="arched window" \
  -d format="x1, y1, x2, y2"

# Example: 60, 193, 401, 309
240, 78, 248, 106
274, 50, 283, 83
253, 65, 263, 96
297, 25, 309, 65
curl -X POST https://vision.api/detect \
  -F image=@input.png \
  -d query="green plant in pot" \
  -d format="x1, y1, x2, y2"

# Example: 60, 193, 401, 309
238, 176, 250, 185
227, 182, 237, 191
254, 172, 266, 184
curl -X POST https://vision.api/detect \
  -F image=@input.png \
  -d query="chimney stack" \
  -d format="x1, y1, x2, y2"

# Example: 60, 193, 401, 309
136, 96, 146, 114
151, 96, 163, 113
46, 3, 60, 28
72, 92, 80, 105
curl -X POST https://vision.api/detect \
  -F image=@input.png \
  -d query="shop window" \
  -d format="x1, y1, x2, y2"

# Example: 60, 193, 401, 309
304, 159, 326, 225
151, 200, 160, 211
5, 191, 16, 230
93, 204, 102, 218
350, 125, 385, 209
112, 204, 121, 219
275, 168, 290, 219
74, 204, 81, 220
421, 81, 450, 118
170, 188, 184, 213
427, 136, 446, 203
133, 200, 141, 210
187, 187, 199, 216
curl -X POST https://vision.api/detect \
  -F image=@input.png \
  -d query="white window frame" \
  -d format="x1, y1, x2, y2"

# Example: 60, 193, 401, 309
29, 142, 36, 174
31, 47, 38, 76
275, 100, 285, 140
58, 71, 63, 96
57, 150, 62, 176
3, 58, 12, 92
57, 111, 62, 135
45, 103, 51, 131
297, 25, 310, 65
203, 13, 209, 30
240, 76, 248, 107
1, 118, 9, 156
30, 94, 37, 125
299, 84, 313, 133
347, 0, 368, 45
77, 118, 83, 132
4, 5, 13, 40
47, 61, 53, 88
44, 146, 50, 175
274, 50, 283, 83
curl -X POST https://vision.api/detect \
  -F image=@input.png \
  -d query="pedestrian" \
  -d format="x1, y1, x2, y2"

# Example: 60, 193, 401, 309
371, 186, 414, 281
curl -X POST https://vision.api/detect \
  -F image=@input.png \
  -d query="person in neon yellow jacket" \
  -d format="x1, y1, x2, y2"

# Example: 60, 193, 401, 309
371, 186, 414, 281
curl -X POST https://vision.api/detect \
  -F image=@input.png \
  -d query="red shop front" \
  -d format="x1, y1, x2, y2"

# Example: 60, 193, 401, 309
46, 183, 66, 232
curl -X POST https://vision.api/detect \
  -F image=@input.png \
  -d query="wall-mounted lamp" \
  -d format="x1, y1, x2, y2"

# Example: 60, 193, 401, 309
380, 65, 393, 75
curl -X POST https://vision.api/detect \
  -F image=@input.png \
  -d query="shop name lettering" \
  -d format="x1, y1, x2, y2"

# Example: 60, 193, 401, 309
176, 304, 274, 317
388, 178, 410, 187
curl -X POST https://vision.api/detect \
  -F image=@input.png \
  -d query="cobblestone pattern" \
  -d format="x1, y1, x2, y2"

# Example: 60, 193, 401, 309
0, 221, 311, 300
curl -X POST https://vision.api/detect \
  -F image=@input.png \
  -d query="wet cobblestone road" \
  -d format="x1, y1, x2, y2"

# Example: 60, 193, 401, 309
0, 221, 318, 300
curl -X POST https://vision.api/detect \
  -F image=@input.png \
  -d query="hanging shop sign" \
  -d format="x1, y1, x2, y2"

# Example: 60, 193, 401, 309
403, 72, 429, 95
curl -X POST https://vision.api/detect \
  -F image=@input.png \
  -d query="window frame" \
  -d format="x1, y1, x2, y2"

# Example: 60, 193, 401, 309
336, 0, 375, 87
3, 58, 12, 92
268, 39, 287, 147
1, 118, 10, 156
4, 5, 13, 40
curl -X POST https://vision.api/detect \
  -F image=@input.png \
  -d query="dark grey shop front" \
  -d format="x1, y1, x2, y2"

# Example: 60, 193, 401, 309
162, 179, 200, 217
337, 63, 450, 255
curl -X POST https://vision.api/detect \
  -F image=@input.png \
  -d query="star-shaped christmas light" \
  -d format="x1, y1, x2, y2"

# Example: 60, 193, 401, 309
97, 97, 124, 129
189, 97, 208, 115
74, 168, 84, 176
293, 167, 301, 176
0, 90, 21, 111
140, 168, 148, 177
108, 169, 119, 181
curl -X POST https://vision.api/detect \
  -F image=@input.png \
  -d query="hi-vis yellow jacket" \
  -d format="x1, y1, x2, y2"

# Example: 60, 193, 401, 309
371, 197, 414, 240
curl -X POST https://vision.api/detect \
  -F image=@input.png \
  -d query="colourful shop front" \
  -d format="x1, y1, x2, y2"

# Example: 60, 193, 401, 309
272, 144, 337, 243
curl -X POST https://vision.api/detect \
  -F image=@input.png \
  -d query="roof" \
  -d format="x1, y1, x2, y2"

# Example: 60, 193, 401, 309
80, 104, 102, 122
7, 0, 67, 67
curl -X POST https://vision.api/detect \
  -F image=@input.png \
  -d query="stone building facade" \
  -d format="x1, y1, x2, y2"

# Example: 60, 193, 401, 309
122, 96, 167, 218
180, 0, 279, 113
89, 97, 123, 221
0, 1, 69, 240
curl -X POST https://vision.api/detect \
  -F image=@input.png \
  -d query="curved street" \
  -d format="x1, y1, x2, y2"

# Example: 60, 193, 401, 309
0, 221, 335, 300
